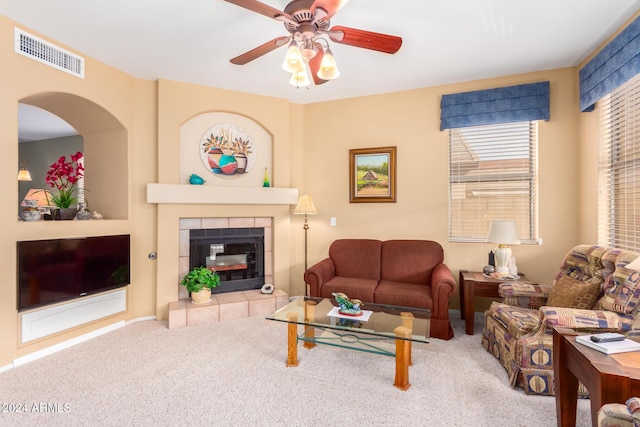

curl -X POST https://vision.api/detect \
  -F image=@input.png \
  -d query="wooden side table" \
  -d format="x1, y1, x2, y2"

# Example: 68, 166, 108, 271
552, 326, 640, 427
459, 270, 528, 335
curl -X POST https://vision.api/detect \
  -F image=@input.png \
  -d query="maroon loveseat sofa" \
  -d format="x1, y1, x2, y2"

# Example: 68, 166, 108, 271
303, 239, 457, 340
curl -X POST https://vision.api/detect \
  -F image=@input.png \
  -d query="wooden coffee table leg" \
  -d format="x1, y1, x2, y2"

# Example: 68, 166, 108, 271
400, 312, 414, 366
286, 312, 299, 367
394, 326, 412, 390
303, 301, 317, 349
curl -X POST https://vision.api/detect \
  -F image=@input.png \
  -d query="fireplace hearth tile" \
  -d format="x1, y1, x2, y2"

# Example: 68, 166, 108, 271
168, 299, 187, 329
219, 300, 249, 321
167, 290, 289, 329
187, 299, 219, 326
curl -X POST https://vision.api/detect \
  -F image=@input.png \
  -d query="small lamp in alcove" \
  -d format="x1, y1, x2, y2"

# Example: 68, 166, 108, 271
293, 193, 317, 294
17, 157, 32, 181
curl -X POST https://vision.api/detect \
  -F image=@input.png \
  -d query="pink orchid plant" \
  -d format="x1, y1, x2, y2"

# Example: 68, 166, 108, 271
44, 151, 84, 209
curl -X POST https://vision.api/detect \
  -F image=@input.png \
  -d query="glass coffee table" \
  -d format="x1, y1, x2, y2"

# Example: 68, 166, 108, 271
266, 296, 430, 390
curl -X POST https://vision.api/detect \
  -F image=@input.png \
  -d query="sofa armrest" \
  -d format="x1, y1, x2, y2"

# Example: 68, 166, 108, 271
303, 258, 336, 297
499, 282, 552, 309
540, 306, 634, 331
430, 263, 457, 317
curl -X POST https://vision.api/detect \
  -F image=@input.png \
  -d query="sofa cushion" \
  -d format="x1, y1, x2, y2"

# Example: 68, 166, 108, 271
599, 250, 640, 314
380, 240, 443, 284
374, 280, 433, 309
316, 276, 378, 302
329, 239, 382, 280
546, 276, 601, 309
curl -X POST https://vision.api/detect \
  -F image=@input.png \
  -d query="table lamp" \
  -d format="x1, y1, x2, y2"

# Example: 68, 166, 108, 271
486, 220, 521, 275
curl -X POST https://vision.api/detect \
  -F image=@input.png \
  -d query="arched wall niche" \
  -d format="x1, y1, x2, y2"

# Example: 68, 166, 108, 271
19, 92, 128, 219
179, 111, 273, 187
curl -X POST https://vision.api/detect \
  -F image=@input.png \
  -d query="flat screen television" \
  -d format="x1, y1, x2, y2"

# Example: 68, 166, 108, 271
17, 234, 130, 312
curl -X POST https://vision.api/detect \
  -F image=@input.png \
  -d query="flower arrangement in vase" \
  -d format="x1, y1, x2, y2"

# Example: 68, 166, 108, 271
44, 151, 84, 219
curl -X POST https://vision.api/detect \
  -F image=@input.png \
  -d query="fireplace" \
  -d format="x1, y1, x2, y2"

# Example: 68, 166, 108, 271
178, 217, 273, 298
189, 227, 264, 293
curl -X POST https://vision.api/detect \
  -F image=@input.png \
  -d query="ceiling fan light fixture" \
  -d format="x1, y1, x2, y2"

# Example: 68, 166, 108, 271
289, 68, 311, 88
317, 47, 340, 80
282, 40, 305, 73
300, 39, 318, 61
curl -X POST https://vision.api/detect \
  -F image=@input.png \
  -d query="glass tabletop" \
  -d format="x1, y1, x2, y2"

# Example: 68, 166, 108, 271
266, 296, 430, 343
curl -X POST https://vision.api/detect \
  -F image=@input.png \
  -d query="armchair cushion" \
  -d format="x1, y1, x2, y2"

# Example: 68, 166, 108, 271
489, 302, 541, 338
499, 282, 552, 309
546, 275, 600, 309
541, 306, 634, 331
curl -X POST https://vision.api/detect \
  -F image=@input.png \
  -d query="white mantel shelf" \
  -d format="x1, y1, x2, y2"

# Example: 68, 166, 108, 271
146, 183, 299, 205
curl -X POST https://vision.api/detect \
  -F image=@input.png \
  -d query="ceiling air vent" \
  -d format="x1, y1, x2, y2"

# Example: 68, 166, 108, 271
14, 28, 84, 78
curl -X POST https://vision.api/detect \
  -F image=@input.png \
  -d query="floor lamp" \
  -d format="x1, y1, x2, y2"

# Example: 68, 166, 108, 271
293, 193, 317, 295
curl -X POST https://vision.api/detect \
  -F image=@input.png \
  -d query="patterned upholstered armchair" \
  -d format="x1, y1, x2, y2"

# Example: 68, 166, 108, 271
598, 397, 640, 427
482, 245, 640, 396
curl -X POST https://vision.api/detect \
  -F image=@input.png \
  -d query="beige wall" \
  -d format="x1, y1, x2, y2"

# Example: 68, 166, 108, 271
2, 11, 628, 366
0, 16, 157, 366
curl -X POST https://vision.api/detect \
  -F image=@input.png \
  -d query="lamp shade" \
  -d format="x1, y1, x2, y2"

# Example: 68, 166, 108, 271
22, 189, 53, 207
17, 168, 32, 181
486, 220, 521, 245
317, 47, 340, 80
293, 193, 317, 215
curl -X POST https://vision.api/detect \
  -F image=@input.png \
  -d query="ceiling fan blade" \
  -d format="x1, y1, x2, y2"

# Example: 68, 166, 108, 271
230, 36, 290, 65
310, 0, 350, 18
329, 26, 402, 54
308, 49, 328, 85
223, 0, 293, 21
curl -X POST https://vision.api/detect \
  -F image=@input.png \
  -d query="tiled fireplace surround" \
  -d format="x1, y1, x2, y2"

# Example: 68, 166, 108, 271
167, 216, 289, 328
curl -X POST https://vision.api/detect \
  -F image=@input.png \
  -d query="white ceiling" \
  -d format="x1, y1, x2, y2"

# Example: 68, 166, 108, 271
5, 0, 640, 139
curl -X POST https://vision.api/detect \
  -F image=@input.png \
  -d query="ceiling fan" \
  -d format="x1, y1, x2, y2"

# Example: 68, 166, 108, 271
223, 0, 403, 86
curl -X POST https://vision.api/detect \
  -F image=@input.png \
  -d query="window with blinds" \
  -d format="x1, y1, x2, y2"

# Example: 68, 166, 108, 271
449, 121, 538, 243
598, 73, 640, 251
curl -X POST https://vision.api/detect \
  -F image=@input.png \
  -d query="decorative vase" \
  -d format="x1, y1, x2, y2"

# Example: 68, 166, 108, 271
52, 207, 78, 220
235, 154, 248, 174
191, 288, 211, 304
21, 207, 41, 221
219, 154, 238, 175
75, 202, 92, 220
207, 149, 223, 174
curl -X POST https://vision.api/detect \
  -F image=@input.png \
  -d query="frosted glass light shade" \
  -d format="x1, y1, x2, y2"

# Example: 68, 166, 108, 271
317, 48, 340, 80
282, 42, 305, 73
289, 69, 310, 88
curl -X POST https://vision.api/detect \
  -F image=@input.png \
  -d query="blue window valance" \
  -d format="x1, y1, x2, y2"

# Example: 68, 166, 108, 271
580, 15, 640, 112
440, 81, 550, 130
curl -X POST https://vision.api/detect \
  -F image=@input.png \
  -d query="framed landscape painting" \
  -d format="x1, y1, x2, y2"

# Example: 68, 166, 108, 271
349, 146, 397, 203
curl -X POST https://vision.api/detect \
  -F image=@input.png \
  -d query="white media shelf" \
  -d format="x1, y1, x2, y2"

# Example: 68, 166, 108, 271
20, 288, 127, 344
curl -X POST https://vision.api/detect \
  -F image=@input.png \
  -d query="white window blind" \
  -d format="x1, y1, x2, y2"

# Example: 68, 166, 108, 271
598, 73, 640, 251
449, 121, 538, 243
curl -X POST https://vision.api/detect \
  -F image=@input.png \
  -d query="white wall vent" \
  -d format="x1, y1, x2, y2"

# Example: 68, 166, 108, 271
14, 27, 84, 78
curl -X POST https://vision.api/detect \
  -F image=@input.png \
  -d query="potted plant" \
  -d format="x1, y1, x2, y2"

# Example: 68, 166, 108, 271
44, 151, 85, 220
180, 266, 220, 303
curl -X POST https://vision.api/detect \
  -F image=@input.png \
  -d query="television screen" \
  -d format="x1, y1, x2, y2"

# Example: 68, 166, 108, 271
17, 235, 130, 312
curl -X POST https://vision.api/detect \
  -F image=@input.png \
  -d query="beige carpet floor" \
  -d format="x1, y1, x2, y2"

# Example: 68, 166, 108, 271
0, 313, 590, 426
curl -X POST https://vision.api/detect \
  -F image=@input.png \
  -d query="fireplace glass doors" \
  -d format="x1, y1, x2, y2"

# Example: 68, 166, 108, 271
189, 228, 265, 293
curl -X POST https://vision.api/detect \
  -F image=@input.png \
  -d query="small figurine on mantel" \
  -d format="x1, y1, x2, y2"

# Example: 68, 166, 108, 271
333, 292, 364, 317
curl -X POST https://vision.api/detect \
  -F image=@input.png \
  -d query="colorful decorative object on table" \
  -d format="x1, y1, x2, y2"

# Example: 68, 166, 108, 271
189, 174, 205, 185
44, 151, 84, 211
263, 167, 270, 187
200, 124, 255, 177
332, 292, 364, 317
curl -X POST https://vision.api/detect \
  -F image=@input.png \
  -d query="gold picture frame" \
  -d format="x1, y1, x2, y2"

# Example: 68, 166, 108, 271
349, 146, 397, 203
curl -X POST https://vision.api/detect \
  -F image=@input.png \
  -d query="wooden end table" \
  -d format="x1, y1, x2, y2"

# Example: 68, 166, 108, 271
459, 270, 528, 335
552, 326, 640, 427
